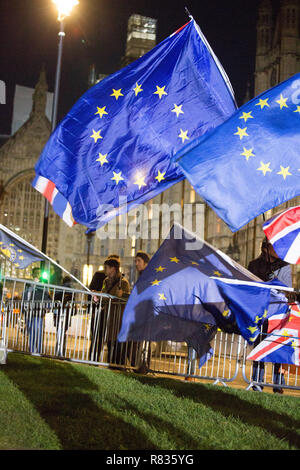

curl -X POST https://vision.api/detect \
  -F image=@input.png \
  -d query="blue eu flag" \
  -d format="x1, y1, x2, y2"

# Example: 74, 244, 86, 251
118, 224, 288, 356
33, 20, 236, 230
175, 73, 300, 232
0, 225, 44, 269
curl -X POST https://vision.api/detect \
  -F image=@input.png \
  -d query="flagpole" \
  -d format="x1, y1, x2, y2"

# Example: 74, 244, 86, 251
41, 19, 65, 255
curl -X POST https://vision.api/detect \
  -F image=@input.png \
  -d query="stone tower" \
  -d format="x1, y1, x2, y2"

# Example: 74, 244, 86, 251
255, 0, 300, 96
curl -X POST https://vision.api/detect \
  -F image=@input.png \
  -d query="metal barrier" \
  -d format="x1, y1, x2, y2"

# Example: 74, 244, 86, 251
241, 334, 300, 392
1, 276, 299, 393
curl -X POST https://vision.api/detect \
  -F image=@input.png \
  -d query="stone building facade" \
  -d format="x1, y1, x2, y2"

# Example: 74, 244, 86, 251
205, 0, 300, 286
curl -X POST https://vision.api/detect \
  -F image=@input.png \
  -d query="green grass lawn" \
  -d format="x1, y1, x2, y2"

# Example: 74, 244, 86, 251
0, 353, 299, 450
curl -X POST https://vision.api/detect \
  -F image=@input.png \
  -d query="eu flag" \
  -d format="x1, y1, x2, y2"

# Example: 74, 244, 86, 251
175, 73, 300, 232
118, 223, 288, 356
32, 20, 236, 230
0, 225, 44, 269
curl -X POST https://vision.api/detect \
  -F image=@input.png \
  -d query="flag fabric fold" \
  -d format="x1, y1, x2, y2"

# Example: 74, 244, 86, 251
247, 303, 300, 366
33, 19, 236, 230
263, 205, 300, 264
175, 73, 300, 232
118, 223, 289, 357
0, 224, 45, 268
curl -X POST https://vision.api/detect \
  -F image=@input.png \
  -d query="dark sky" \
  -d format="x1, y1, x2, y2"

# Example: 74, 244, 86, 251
0, 0, 262, 134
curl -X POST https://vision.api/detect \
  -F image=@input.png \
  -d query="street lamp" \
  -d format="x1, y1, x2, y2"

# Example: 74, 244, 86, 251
41, 0, 79, 254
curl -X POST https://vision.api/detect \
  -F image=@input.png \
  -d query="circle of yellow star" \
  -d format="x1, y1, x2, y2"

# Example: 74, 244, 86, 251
155, 266, 166, 272
95, 106, 108, 118
172, 104, 184, 117
155, 170, 166, 183
257, 161, 272, 176
213, 270, 222, 277
240, 147, 255, 161
178, 129, 189, 143
255, 98, 270, 109
96, 153, 108, 166
111, 171, 124, 184
276, 94, 288, 110
239, 111, 253, 122
277, 165, 292, 180
151, 279, 161, 286
158, 293, 167, 301
90, 129, 103, 143
134, 175, 147, 190
110, 88, 124, 100
154, 85, 167, 99
170, 256, 179, 263
234, 127, 249, 140
133, 82, 143, 96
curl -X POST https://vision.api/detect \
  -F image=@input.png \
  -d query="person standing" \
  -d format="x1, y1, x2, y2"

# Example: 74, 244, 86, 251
101, 258, 130, 368
132, 251, 151, 373
248, 238, 292, 393
88, 255, 120, 362
135, 251, 150, 277
23, 267, 51, 354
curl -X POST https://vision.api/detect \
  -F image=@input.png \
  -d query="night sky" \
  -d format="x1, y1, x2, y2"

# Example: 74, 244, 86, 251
0, 0, 263, 135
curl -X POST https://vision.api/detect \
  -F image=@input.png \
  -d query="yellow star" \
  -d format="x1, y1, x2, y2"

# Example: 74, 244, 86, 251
158, 293, 167, 301
134, 175, 147, 190
170, 256, 179, 263
277, 165, 292, 180
178, 129, 189, 143
213, 271, 222, 277
151, 279, 161, 286
110, 88, 124, 100
19, 256, 25, 260
155, 170, 166, 183
111, 171, 124, 184
155, 266, 166, 272
239, 111, 253, 122
191, 261, 199, 265
254, 315, 261, 324
95, 106, 108, 118
294, 105, 300, 114
234, 127, 249, 140
171, 104, 184, 117
262, 309, 268, 318
257, 161, 272, 176
14, 263, 20, 267
133, 82, 143, 96
90, 129, 103, 143
255, 98, 270, 109
154, 85, 167, 99
240, 147, 255, 161
276, 94, 288, 110
222, 309, 230, 317
96, 153, 108, 166
247, 326, 258, 334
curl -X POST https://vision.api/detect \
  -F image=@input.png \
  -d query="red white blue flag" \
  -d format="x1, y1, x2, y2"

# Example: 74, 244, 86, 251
263, 206, 300, 264
247, 303, 300, 366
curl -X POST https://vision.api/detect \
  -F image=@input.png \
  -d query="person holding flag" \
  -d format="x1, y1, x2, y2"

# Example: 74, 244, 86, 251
247, 239, 293, 393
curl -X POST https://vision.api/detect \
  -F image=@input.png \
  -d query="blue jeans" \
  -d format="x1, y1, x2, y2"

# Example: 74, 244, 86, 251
26, 317, 44, 353
252, 362, 285, 389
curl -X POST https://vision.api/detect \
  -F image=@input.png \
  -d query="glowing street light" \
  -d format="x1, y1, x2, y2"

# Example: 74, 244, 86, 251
41, 0, 79, 255
52, 0, 79, 22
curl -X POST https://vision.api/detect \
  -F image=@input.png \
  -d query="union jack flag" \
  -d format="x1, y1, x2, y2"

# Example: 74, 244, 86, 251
247, 303, 300, 366
263, 206, 300, 264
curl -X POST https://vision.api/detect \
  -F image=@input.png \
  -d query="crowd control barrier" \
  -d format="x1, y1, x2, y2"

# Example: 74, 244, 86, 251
0, 277, 299, 394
